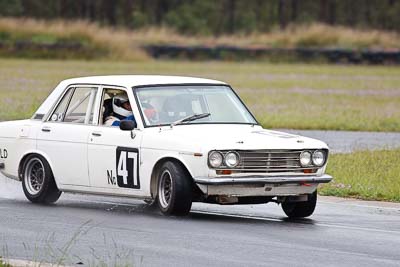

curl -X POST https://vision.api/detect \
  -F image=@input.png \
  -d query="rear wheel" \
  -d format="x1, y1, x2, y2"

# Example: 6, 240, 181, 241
281, 191, 317, 218
157, 161, 193, 216
22, 155, 61, 204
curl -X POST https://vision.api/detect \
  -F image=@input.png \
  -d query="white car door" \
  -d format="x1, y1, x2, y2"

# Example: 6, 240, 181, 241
37, 86, 98, 187
87, 87, 144, 197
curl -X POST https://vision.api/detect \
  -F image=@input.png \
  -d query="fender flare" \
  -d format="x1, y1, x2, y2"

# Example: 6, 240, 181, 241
149, 155, 194, 199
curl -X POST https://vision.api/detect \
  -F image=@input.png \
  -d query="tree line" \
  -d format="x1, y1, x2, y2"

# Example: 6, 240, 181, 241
1, 0, 399, 34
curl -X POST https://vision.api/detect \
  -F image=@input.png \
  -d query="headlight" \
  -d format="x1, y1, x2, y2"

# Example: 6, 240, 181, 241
209, 151, 223, 168
300, 151, 312, 166
312, 150, 325, 166
225, 152, 239, 167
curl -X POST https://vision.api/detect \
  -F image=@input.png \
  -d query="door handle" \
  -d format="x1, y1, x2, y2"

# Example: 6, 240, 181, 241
41, 127, 51, 132
92, 132, 102, 137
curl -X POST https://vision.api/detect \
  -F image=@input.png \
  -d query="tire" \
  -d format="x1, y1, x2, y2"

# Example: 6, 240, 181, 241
21, 154, 62, 204
156, 161, 193, 216
281, 191, 317, 218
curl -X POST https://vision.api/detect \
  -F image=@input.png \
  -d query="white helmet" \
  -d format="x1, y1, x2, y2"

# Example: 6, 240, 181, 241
112, 95, 133, 118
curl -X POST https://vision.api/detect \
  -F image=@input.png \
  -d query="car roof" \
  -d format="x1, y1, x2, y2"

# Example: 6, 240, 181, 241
33, 75, 227, 119
61, 75, 226, 88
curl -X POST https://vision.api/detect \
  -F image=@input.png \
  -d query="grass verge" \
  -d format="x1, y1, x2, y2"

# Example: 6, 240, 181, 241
320, 149, 400, 202
0, 18, 399, 60
0, 258, 10, 267
0, 59, 399, 132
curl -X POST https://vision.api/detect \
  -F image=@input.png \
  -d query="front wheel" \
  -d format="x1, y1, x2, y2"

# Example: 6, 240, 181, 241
22, 155, 61, 204
281, 191, 317, 218
157, 161, 193, 216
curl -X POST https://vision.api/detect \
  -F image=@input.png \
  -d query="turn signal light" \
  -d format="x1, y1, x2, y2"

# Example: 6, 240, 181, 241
217, 170, 232, 175
303, 169, 313, 174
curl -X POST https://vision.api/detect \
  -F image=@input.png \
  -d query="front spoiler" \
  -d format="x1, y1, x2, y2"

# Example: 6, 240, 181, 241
194, 174, 333, 185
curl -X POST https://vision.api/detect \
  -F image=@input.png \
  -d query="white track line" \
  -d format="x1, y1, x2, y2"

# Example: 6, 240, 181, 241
319, 200, 400, 211
192, 210, 400, 235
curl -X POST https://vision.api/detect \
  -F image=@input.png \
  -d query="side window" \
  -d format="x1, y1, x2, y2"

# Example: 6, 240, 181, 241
101, 88, 131, 126
50, 87, 98, 124
51, 88, 74, 122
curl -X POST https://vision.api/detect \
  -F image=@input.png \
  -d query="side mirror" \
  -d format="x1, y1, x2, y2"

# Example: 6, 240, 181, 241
119, 120, 136, 131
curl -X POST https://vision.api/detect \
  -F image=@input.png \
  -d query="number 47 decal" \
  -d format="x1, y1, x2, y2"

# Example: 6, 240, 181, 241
116, 147, 140, 189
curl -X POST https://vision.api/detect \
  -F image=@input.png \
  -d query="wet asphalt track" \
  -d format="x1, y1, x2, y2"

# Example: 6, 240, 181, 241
1, 177, 400, 267
1, 130, 400, 266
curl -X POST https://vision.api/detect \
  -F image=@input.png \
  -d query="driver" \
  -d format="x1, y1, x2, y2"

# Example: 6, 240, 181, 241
104, 95, 136, 127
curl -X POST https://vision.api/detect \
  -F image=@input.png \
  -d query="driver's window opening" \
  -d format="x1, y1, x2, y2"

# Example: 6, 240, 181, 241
101, 88, 131, 126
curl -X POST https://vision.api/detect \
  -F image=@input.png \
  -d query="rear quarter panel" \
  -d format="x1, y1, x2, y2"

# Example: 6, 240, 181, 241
0, 120, 41, 179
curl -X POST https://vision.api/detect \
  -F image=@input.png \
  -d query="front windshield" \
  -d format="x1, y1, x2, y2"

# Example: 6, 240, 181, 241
134, 85, 257, 126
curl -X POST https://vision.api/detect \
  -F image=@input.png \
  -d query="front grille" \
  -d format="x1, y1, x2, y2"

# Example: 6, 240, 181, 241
218, 150, 321, 174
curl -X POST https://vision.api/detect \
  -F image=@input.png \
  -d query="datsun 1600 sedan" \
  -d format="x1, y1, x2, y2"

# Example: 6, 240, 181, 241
0, 75, 332, 218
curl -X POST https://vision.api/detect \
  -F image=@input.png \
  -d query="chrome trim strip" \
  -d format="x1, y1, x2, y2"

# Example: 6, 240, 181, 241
194, 174, 333, 185
213, 167, 318, 171
242, 151, 301, 154
242, 157, 299, 161
235, 166, 305, 169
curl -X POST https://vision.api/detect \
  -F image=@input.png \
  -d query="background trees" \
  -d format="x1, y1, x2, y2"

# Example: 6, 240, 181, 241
0, 0, 399, 34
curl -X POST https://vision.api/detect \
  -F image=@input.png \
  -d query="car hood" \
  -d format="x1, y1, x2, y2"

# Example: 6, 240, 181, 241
143, 124, 328, 152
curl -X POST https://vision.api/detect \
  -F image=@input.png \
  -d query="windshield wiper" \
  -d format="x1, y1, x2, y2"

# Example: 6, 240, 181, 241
171, 113, 211, 127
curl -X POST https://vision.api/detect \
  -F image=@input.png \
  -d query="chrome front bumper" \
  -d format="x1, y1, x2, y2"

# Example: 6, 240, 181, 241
194, 174, 333, 185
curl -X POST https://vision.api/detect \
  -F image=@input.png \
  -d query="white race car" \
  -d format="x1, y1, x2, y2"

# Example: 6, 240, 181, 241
0, 75, 332, 218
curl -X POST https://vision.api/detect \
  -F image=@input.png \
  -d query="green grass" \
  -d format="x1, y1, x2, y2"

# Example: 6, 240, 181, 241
320, 149, 400, 202
0, 58, 399, 131
0, 258, 10, 267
